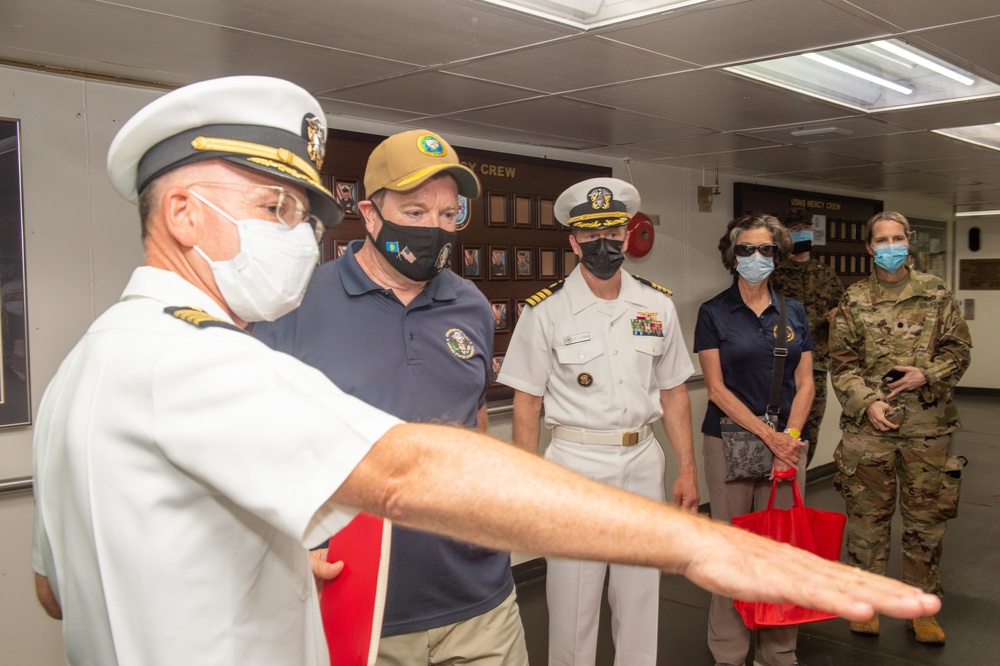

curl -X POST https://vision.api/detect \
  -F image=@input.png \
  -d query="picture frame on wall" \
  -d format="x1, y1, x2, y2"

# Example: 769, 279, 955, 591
487, 192, 508, 228
563, 249, 578, 277
514, 300, 526, 325
491, 298, 511, 332
538, 196, 557, 228
334, 178, 361, 217
491, 353, 505, 386
514, 194, 533, 228
461, 244, 484, 280
538, 247, 559, 280
513, 246, 534, 280
335, 241, 350, 259
488, 245, 509, 280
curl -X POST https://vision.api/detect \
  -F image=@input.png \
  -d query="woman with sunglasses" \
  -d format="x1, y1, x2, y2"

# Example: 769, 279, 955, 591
694, 213, 815, 666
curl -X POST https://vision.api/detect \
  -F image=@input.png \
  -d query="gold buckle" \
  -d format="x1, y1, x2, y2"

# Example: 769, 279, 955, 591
621, 431, 639, 446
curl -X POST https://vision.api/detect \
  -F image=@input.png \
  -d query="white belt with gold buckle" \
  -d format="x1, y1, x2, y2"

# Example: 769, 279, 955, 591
551, 425, 652, 446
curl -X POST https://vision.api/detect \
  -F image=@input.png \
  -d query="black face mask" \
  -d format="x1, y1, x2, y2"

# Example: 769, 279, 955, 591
577, 237, 625, 280
368, 203, 455, 282
791, 239, 813, 255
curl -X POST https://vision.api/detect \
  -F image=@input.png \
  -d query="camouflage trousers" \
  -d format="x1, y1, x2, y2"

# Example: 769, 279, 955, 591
804, 369, 828, 466
833, 433, 961, 597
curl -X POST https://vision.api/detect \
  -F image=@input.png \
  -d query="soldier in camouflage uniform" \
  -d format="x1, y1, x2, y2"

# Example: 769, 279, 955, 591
771, 208, 843, 465
829, 212, 971, 645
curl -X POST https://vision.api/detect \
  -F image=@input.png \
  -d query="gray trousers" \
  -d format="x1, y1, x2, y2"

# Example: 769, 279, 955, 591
703, 434, 808, 666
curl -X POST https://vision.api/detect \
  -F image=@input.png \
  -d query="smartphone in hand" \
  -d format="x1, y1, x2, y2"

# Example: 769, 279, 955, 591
882, 369, 905, 384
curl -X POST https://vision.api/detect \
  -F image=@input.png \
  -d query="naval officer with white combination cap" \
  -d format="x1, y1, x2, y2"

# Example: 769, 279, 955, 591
498, 177, 698, 666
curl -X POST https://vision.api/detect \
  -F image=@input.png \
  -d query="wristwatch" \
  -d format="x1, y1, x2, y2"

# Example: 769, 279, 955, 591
783, 428, 801, 439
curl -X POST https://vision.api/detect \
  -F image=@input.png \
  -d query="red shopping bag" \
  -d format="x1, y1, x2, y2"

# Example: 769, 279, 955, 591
730, 473, 847, 629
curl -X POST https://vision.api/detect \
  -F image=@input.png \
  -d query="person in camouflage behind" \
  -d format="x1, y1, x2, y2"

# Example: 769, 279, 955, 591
770, 207, 843, 465
828, 211, 971, 646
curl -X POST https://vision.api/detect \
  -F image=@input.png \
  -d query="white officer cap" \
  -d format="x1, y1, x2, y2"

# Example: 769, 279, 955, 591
107, 75, 343, 227
554, 177, 640, 229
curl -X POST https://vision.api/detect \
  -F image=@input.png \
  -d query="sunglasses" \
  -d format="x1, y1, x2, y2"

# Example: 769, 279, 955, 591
734, 243, 778, 258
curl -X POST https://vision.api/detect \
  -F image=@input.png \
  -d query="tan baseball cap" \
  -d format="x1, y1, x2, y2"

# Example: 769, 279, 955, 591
364, 129, 480, 199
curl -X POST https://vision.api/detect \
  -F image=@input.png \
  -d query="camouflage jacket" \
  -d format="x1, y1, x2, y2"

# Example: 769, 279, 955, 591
829, 267, 972, 437
771, 258, 843, 371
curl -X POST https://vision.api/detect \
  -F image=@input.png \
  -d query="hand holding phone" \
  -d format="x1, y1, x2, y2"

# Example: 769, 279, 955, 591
882, 369, 905, 384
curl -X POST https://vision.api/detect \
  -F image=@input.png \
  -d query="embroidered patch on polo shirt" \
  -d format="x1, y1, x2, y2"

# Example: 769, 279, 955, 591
445, 328, 475, 359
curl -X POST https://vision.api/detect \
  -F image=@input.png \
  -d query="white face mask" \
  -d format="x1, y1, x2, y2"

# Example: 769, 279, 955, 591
190, 192, 319, 322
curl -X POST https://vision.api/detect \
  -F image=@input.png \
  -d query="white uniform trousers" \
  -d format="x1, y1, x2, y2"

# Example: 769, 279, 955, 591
544, 433, 665, 666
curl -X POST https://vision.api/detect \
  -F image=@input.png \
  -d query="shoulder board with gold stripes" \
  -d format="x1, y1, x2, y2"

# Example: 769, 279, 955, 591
632, 275, 673, 296
525, 280, 565, 307
164, 306, 246, 334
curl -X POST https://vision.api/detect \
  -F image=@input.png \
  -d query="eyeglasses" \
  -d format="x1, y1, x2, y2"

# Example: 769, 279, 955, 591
188, 182, 325, 242
733, 243, 778, 258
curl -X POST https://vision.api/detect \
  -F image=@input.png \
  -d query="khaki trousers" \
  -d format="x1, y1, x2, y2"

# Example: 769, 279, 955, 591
703, 434, 807, 666
375, 590, 529, 666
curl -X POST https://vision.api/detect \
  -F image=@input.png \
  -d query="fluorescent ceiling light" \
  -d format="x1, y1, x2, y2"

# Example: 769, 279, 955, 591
933, 123, 1000, 152
955, 209, 1000, 217
802, 52, 913, 95
871, 40, 975, 86
476, 0, 712, 29
726, 38, 1000, 112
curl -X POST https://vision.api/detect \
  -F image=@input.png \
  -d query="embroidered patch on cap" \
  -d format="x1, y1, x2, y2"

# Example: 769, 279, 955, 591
303, 114, 325, 169
417, 133, 447, 158
446, 328, 475, 359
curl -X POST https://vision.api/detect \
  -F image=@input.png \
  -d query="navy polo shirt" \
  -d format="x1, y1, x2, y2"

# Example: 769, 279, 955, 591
693, 281, 815, 439
254, 239, 512, 636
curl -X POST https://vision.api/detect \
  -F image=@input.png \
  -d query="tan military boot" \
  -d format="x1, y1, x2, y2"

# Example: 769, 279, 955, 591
849, 613, 880, 635
906, 615, 946, 644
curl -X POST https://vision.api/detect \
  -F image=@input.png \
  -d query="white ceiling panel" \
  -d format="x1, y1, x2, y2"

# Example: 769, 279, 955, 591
742, 117, 908, 145
328, 72, 540, 116
811, 132, 997, 164
630, 132, 780, 157
570, 71, 849, 131
90, 0, 575, 66
842, 0, 1000, 31
598, 0, 888, 67
443, 36, 690, 93
447, 97, 709, 145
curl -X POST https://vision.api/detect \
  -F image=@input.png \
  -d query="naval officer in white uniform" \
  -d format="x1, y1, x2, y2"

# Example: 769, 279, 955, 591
498, 178, 698, 666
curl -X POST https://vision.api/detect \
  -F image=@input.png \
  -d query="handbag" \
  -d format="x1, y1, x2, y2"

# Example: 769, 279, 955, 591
731, 472, 847, 628
719, 293, 789, 482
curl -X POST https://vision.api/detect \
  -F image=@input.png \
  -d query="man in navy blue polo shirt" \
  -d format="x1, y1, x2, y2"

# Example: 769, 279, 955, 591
254, 130, 528, 665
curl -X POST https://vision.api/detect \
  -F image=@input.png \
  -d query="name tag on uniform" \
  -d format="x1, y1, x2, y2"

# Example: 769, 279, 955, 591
563, 332, 591, 345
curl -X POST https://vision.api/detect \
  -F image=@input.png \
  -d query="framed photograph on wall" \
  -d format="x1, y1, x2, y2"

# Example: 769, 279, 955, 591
488, 245, 509, 280
461, 244, 483, 280
513, 246, 534, 280
334, 178, 361, 217
491, 298, 511, 332
538, 247, 559, 280
487, 192, 508, 228
491, 353, 505, 386
514, 195, 533, 228
563, 249, 578, 277
335, 241, 350, 259
514, 300, 526, 325
538, 196, 557, 228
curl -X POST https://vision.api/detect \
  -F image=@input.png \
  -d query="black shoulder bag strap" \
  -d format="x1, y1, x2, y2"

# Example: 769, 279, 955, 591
764, 292, 788, 430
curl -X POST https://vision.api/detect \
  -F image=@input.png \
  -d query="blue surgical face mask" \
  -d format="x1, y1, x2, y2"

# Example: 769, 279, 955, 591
872, 243, 908, 273
789, 229, 813, 255
736, 252, 774, 285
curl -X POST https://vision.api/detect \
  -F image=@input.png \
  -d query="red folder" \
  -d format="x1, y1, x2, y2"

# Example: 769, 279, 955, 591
320, 513, 392, 666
